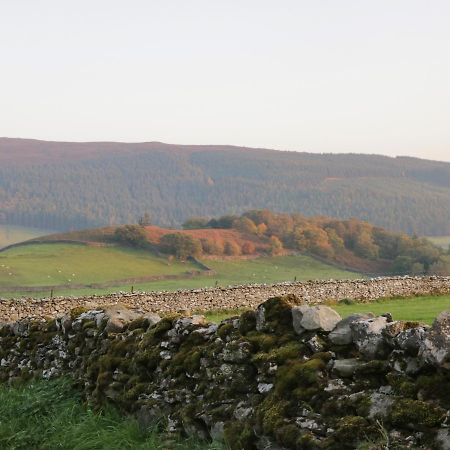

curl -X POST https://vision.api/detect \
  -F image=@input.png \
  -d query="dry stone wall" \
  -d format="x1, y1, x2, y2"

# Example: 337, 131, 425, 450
2, 297, 450, 449
2, 276, 450, 322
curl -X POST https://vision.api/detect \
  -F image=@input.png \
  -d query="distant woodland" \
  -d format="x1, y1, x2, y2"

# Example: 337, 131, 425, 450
2, 138, 450, 235
109, 210, 450, 276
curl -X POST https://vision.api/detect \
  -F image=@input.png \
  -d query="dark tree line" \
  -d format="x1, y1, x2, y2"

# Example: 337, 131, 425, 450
2, 140, 450, 235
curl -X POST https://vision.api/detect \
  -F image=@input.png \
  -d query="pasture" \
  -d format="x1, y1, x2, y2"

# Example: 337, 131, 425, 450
204, 295, 450, 325
427, 235, 450, 249
0, 243, 359, 297
0, 225, 52, 249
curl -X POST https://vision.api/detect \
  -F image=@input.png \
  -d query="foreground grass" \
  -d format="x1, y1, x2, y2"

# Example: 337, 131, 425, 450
0, 379, 225, 450
0, 249, 360, 298
204, 295, 450, 325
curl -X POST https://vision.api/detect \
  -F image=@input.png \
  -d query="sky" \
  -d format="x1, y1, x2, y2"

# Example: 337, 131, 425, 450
1, 0, 450, 161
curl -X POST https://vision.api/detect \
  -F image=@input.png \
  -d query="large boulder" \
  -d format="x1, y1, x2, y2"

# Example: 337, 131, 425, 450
350, 316, 390, 359
292, 305, 341, 335
329, 313, 374, 345
102, 305, 143, 333
419, 311, 450, 369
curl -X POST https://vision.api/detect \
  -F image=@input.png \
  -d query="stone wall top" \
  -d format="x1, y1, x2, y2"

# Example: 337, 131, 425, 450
1, 276, 450, 322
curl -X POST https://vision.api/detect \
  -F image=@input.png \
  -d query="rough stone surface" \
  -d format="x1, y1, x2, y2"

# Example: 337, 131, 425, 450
419, 311, 450, 369
2, 293, 450, 449
350, 316, 389, 359
329, 313, 374, 345
2, 275, 450, 322
292, 305, 341, 334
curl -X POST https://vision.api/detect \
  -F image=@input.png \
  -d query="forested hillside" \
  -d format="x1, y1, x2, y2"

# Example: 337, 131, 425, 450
2, 138, 450, 235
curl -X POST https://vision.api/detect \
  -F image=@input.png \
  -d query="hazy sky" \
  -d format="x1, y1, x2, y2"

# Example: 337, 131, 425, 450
1, 1, 450, 161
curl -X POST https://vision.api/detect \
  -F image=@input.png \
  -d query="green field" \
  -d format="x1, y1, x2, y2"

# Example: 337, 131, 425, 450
0, 225, 53, 249
427, 235, 450, 249
204, 295, 450, 325
0, 243, 360, 297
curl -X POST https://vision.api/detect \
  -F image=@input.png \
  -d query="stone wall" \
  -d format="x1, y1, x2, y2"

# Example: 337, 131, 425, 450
2, 297, 450, 449
2, 276, 450, 322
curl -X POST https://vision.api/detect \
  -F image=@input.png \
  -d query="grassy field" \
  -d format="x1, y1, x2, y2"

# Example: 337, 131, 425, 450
0, 243, 360, 297
0, 225, 52, 249
427, 235, 450, 249
0, 243, 200, 288
0, 379, 224, 450
204, 295, 450, 325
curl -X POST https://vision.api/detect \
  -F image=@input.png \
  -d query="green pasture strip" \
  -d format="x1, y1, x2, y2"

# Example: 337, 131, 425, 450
332, 295, 450, 324
0, 379, 225, 450
203, 295, 450, 325
0, 253, 360, 298
0, 243, 199, 288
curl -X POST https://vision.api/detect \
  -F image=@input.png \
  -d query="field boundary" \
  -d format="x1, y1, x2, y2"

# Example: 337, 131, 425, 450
2, 275, 450, 322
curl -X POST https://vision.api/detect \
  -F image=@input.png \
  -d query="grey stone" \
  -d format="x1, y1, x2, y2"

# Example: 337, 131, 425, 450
395, 326, 427, 355
436, 429, 450, 450
292, 305, 341, 335
332, 358, 362, 377
351, 316, 389, 359
102, 306, 142, 333
143, 312, 161, 327
329, 313, 374, 345
368, 393, 394, 420
419, 311, 450, 368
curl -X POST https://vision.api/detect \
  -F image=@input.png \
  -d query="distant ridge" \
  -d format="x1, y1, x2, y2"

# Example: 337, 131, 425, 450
1, 138, 450, 235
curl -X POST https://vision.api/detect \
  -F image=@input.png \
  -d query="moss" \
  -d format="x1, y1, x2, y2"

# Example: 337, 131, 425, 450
275, 358, 325, 397
252, 341, 304, 365
133, 347, 161, 373
296, 432, 321, 450
390, 399, 444, 428
82, 320, 96, 331
259, 295, 298, 334
416, 373, 450, 407
355, 360, 389, 376
239, 310, 257, 335
69, 306, 89, 320
245, 332, 277, 352
141, 317, 174, 346
170, 349, 202, 376
275, 423, 300, 448
386, 372, 417, 398
223, 420, 256, 450
334, 416, 377, 446
217, 323, 235, 340
256, 395, 289, 435
127, 317, 150, 332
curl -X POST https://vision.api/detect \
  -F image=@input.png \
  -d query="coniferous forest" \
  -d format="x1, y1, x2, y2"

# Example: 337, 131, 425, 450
2, 138, 450, 235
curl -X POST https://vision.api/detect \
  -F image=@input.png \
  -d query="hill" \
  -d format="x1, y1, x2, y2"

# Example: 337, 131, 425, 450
2, 138, 450, 235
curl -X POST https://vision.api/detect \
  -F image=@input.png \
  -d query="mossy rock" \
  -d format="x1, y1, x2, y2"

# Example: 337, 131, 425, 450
69, 306, 90, 320
333, 416, 377, 447
239, 310, 257, 335
275, 358, 326, 397
256, 395, 289, 435
258, 295, 299, 334
223, 420, 256, 450
390, 399, 445, 428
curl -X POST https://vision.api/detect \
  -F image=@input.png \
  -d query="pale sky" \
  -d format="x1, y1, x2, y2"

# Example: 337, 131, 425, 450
1, 1, 450, 161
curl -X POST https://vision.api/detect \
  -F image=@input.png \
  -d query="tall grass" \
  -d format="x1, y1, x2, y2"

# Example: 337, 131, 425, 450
0, 379, 226, 450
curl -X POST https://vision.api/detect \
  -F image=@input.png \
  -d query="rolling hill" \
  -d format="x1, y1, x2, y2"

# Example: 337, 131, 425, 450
2, 138, 450, 235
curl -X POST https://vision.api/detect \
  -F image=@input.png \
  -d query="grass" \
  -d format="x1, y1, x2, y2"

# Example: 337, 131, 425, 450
0, 378, 226, 450
0, 245, 360, 298
426, 235, 450, 250
332, 294, 450, 324
203, 295, 450, 325
0, 243, 200, 288
0, 225, 52, 249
